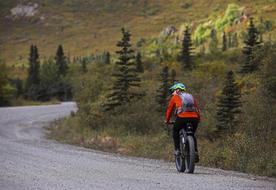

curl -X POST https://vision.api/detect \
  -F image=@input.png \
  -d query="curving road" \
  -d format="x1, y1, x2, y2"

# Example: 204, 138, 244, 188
0, 102, 275, 190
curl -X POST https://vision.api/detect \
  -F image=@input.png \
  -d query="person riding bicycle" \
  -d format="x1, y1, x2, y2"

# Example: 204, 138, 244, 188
165, 82, 200, 162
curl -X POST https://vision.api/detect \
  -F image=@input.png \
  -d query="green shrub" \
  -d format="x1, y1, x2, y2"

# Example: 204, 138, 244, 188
0, 61, 16, 106
215, 4, 243, 30
194, 23, 212, 43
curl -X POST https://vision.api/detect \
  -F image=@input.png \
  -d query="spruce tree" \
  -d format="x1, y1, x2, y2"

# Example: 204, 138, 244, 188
179, 26, 194, 70
104, 28, 142, 111
39, 59, 60, 101
241, 18, 262, 73
228, 32, 232, 48
135, 52, 144, 73
81, 59, 88, 73
209, 28, 218, 53
216, 71, 242, 135
103, 51, 111, 64
0, 61, 15, 106
222, 31, 227, 51
156, 66, 170, 112
232, 32, 239, 47
261, 42, 276, 100
12, 78, 23, 98
55, 45, 68, 76
25, 45, 40, 99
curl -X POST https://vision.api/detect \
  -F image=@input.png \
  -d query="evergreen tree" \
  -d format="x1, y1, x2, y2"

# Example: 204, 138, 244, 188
222, 31, 227, 51
156, 66, 170, 112
39, 59, 60, 101
81, 59, 88, 73
55, 45, 68, 76
209, 28, 218, 53
11, 78, 23, 98
103, 51, 111, 64
261, 42, 276, 100
0, 61, 15, 106
232, 32, 239, 47
228, 32, 232, 48
25, 45, 40, 100
179, 26, 194, 70
241, 18, 262, 73
258, 17, 264, 43
171, 69, 176, 85
104, 28, 142, 111
216, 71, 242, 135
135, 52, 144, 73
38, 58, 72, 101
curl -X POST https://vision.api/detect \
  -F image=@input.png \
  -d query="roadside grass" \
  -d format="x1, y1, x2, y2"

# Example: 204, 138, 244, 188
48, 115, 276, 177
47, 116, 174, 161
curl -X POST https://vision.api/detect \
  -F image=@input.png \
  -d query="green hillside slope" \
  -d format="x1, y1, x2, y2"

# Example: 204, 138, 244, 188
0, 0, 275, 65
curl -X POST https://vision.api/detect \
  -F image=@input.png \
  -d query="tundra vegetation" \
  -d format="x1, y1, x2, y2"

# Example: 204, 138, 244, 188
0, 2, 275, 176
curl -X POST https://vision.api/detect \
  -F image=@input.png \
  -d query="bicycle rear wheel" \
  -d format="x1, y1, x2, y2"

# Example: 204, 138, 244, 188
184, 135, 195, 173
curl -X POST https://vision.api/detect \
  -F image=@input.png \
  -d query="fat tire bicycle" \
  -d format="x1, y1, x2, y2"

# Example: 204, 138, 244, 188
169, 122, 196, 173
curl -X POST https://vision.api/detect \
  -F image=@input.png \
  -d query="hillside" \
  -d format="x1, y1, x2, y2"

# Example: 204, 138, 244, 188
0, 0, 276, 66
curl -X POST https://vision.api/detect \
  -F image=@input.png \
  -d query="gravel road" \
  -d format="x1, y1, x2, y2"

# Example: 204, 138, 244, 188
0, 102, 275, 190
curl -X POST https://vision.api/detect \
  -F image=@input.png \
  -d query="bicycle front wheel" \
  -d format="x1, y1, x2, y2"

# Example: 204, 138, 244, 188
175, 136, 185, 172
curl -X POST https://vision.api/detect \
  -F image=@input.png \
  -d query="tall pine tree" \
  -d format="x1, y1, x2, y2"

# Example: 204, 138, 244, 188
222, 31, 227, 51
232, 32, 239, 47
135, 52, 144, 73
81, 59, 88, 73
216, 71, 242, 135
0, 61, 15, 105
228, 32, 232, 48
103, 51, 111, 64
241, 18, 262, 73
209, 28, 218, 53
156, 66, 170, 112
25, 45, 40, 100
104, 28, 142, 111
55, 45, 68, 76
179, 26, 194, 70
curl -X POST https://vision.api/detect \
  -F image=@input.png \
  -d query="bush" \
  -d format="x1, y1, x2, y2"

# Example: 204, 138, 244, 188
0, 61, 16, 106
102, 98, 163, 135
38, 59, 72, 101
215, 4, 243, 30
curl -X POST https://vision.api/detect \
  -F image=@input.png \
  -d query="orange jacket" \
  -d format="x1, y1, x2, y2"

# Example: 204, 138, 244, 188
166, 93, 200, 123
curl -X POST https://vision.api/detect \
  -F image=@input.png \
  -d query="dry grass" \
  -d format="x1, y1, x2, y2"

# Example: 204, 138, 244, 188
1, 0, 275, 65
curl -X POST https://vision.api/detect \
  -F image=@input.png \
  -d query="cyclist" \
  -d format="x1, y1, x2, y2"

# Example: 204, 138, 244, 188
165, 83, 200, 162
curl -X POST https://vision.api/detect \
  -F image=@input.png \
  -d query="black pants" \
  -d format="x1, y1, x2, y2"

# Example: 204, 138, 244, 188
173, 117, 199, 152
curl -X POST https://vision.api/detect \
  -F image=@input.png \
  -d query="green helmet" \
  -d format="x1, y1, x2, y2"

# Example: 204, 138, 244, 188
169, 83, 186, 92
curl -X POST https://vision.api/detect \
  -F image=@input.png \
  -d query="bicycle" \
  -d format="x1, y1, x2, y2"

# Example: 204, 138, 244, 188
168, 121, 196, 173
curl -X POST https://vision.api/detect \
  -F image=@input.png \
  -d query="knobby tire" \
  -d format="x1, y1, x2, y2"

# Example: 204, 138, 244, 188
184, 135, 195, 173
